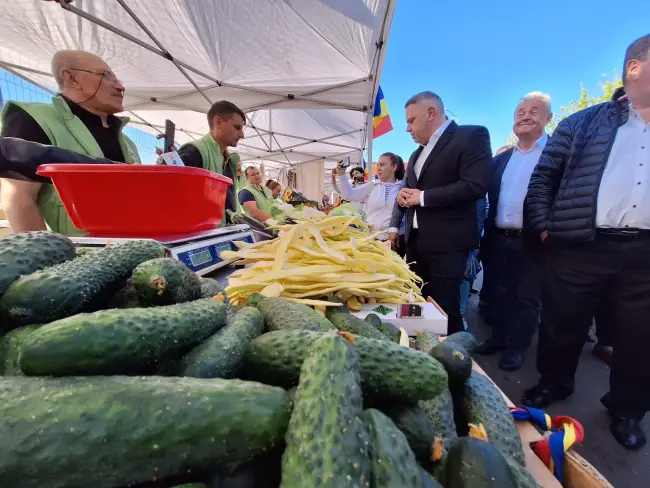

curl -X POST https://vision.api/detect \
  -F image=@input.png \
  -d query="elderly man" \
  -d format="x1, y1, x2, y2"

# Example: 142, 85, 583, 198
238, 165, 275, 222
0, 50, 139, 235
524, 34, 650, 450
177, 100, 246, 224
396, 91, 492, 334
477, 92, 553, 371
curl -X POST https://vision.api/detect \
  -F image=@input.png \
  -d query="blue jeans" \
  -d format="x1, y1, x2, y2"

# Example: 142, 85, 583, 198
460, 279, 471, 316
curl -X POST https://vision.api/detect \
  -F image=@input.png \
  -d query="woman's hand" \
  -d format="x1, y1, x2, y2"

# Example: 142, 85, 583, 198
333, 160, 346, 176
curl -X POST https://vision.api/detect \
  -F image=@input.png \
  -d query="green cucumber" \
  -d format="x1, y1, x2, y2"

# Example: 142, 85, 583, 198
74, 247, 96, 257
445, 437, 516, 488
429, 342, 472, 388
379, 322, 400, 342
418, 389, 458, 445
103, 277, 139, 309
291, 302, 337, 331
0, 240, 168, 328
445, 331, 478, 355
415, 330, 440, 353
504, 454, 541, 488
380, 404, 438, 466
245, 329, 447, 403
462, 372, 525, 466
132, 258, 202, 306
419, 467, 444, 488
250, 296, 321, 332
280, 334, 370, 487
0, 324, 40, 375
19, 298, 227, 376
208, 448, 283, 488
199, 277, 223, 298
363, 408, 422, 487
326, 309, 389, 340
0, 231, 76, 299
364, 313, 383, 328
0, 376, 291, 488
181, 307, 265, 379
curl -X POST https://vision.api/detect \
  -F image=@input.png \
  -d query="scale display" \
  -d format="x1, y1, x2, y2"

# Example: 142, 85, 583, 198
175, 232, 255, 274
188, 249, 212, 267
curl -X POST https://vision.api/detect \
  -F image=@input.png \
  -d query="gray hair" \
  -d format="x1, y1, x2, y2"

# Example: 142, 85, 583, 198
520, 91, 552, 114
404, 91, 445, 112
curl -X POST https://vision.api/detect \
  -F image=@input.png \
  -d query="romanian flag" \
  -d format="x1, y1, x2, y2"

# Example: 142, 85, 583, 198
372, 85, 393, 139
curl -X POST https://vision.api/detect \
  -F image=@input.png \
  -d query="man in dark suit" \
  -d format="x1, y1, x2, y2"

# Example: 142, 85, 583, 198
397, 91, 492, 334
476, 92, 553, 371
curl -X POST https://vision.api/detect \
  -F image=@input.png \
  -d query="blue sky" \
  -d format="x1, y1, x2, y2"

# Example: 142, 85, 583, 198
372, 0, 650, 160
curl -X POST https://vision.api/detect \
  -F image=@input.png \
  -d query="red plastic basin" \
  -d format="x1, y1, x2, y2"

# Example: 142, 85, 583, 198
36, 164, 233, 236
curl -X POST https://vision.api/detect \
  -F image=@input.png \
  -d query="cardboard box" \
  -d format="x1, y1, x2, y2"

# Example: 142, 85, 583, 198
350, 301, 448, 335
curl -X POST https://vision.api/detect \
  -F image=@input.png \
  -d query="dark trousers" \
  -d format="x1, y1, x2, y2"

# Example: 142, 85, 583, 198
486, 231, 543, 352
396, 234, 407, 259
537, 232, 650, 418
478, 241, 495, 325
594, 300, 615, 347
406, 230, 466, 334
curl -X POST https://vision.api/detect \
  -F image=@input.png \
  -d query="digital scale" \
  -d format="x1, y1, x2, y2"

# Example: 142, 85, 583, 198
70, 224, 256, 276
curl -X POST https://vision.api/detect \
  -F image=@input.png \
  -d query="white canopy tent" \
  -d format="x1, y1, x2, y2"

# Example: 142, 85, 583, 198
0, 0, 395, 181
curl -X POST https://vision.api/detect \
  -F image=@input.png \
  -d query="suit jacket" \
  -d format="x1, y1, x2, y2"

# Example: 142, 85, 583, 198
483, 147, 542, 251
401, 121, 492, 253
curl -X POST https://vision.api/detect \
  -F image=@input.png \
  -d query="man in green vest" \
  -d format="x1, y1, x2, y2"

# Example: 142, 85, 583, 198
238, 165, 275, 222
176, 101, 246, 224
0, 50, 140, 236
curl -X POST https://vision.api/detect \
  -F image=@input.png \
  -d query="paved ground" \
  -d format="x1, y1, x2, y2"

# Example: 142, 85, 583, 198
464, 291, 649, 488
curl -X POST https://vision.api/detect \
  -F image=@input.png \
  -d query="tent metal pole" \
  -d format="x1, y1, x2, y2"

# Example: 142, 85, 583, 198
0, 63, 55, 95
0, 62, 51, 78
243, 127, 362, 143
362, 0, 395, 166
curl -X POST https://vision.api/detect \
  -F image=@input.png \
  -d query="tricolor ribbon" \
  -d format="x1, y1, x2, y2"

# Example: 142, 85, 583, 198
510, 406, 585, 482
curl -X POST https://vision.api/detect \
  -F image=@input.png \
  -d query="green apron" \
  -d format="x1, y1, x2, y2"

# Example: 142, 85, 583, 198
1, 95, 140, 236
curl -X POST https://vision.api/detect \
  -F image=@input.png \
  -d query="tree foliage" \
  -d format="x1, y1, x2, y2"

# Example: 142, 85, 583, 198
505, 74, 623, 145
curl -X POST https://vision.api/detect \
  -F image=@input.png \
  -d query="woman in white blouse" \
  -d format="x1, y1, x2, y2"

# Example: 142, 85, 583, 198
334, 153, 405, 239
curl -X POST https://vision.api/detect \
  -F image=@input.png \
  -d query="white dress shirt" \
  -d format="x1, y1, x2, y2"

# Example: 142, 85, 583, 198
337, 174, 402, 239
411, 118, 453, 228
596, 103, 650, 229
495, 134, 548, 229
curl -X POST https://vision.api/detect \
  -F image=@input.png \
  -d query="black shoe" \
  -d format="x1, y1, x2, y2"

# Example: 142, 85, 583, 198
610, 416, 647, 451
475, 337, 505, 355
521, 384, 571, 409
498, 351, 525, 371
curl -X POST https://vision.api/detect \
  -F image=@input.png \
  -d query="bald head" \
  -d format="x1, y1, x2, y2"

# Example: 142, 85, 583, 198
50, 50, 125, 115
52, 50, 106, 89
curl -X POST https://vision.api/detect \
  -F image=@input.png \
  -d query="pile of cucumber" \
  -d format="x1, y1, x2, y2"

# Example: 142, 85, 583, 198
0, 231, 540, 488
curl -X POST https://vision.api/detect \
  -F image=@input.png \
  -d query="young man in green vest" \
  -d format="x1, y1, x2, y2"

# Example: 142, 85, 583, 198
238, 165, 275, 222
0, 50, 140, 236
176, 101, 246, 224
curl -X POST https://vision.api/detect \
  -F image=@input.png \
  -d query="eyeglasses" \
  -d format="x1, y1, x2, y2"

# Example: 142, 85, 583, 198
68, 68, 120, 84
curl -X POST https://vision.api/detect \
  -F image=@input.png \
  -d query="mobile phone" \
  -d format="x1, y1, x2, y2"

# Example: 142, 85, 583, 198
340, 157, 351, 168
396, 303, 423, 319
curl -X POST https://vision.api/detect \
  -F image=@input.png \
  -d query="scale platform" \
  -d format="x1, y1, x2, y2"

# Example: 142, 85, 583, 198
70, 224, 256, 276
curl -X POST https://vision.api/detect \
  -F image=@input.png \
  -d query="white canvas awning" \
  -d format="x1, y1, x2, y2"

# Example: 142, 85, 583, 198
0, 0, 395, 176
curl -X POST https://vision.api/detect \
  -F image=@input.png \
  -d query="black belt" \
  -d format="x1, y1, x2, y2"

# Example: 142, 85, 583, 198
495, 228, 523, 237
596, 228, 650, 240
